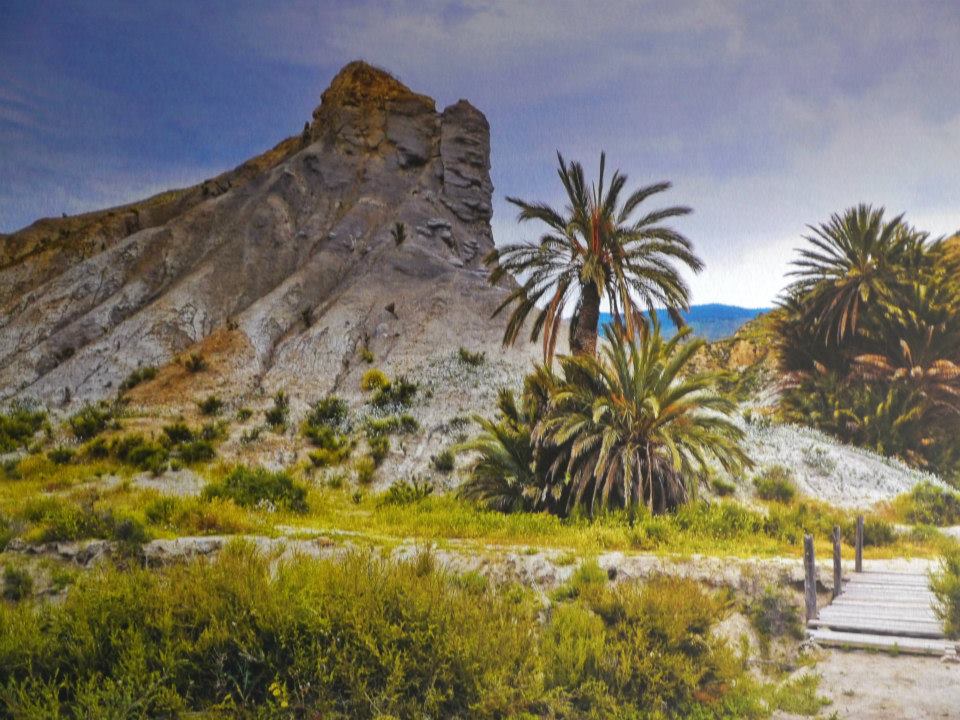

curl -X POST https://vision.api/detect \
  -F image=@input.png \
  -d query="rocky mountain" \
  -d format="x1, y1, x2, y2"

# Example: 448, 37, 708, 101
0, 62, 544, 424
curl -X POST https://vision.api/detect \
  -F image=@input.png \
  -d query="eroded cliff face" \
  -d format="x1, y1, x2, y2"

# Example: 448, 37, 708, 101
0, 62, 535, 415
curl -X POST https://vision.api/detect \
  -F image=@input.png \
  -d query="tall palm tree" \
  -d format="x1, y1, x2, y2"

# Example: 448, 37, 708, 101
787, 204, 924, 345
854, 279, 960, 420
536, 323, 751, 516
486, 152, 702, 362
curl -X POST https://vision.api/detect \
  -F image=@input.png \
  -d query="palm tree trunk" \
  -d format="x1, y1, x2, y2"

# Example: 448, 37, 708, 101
571, 281, 601, 356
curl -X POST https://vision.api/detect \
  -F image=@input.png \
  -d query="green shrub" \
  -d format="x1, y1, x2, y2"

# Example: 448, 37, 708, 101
368, 435, 390, 466
0, 546, 550, 718
458, 347, 486, 366
370, 375, 418, 408
240, 426, 262, 444
753, 465, 797, 503
302, 399, 351, 451
364, 414, 419, 437
81, 437, 110, 459
0, 405, 47, 452
360, 346, 374, 363
178, 440, 216, 464
67, 403, 113, 441
203, 466, 308, 512
264, 391, 289, 429
111, 435, 169, 474
381, 477, 434, 506
197, 395, 224, 416
162, 422, 195, 445
432, 449, 455, 473
901, 482, 960, 526
308, 446, 351, 468
2, 564, 32, 602
932, 548, 960, 638
360, 368, 389, 392
47, 447, 75, 465
544, 575, 749, 714
119, 366, 157, 393
711, 476, 737, 497
144, 496, 178, 526
236, 407, 253, 422
0, 548, 786, 717
842, 516, 896, 547
183, 353, 207, 373
746, 585, 804, 652
552, 558, 608, 602
199, 421, 227, 441
303, 395, 349, 431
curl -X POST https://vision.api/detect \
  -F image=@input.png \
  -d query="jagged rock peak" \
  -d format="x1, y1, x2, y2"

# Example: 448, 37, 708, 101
316, 61, 435, 113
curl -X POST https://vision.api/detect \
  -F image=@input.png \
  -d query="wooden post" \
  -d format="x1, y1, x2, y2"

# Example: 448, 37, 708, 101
803, 534, 818, 622
832, 526, 842, 599
855, 515, 864, 573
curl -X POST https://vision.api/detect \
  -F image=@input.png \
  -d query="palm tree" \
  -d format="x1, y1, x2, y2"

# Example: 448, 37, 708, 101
457, 388, 539, 512
486, 152, 702, 362
535, 323, 751, 516
787, 204, 924, 344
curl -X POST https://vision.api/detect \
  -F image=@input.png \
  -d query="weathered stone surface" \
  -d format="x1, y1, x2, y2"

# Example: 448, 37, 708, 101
0, 62, 536, 415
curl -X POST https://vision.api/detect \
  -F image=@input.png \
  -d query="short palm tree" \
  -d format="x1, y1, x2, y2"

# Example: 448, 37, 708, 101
788, 204, 922, 344
457, 388, 539, 513
486, 152, 702, 362
457, 368, 565, 513
536, 323, 751, 516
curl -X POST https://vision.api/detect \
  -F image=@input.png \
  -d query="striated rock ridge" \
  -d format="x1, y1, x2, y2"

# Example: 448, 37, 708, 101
0, 61, 535, 411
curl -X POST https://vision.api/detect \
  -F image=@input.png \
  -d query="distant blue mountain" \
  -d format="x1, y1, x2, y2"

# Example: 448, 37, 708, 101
599, 304, 769, 342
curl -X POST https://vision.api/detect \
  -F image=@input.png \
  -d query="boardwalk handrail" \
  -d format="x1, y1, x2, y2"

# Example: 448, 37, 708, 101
803, 514, 864, 622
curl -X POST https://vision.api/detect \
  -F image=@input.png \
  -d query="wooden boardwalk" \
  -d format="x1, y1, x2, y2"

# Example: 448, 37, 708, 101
808, 569, 954, 656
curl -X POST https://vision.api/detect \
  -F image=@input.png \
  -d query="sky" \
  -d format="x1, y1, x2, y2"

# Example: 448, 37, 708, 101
2, 1, 959, 307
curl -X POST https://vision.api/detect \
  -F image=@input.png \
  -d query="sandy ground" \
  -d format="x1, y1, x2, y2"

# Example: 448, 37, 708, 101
777, 650, 960, 719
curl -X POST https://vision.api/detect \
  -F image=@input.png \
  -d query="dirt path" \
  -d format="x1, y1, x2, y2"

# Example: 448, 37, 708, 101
778, 650, 959, 719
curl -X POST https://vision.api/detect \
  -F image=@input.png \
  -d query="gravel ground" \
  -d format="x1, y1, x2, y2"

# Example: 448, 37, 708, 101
776, 650, 960, 720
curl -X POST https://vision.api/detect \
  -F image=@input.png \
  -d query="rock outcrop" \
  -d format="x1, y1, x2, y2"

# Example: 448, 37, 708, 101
0, 62, 543, 415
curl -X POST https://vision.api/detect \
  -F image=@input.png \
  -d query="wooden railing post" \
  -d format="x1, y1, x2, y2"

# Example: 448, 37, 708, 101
855, 515, 864, 573
803, 533, 818, 622
832, 526, 842, 599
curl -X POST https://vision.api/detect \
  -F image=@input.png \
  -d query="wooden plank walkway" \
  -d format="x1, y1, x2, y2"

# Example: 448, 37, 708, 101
808, 570, 954, 656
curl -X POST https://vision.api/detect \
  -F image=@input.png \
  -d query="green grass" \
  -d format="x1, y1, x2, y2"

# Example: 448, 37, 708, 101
0, 457, 954, 560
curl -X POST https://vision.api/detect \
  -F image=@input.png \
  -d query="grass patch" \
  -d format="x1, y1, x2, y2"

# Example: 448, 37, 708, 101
458, 346, 486, 366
